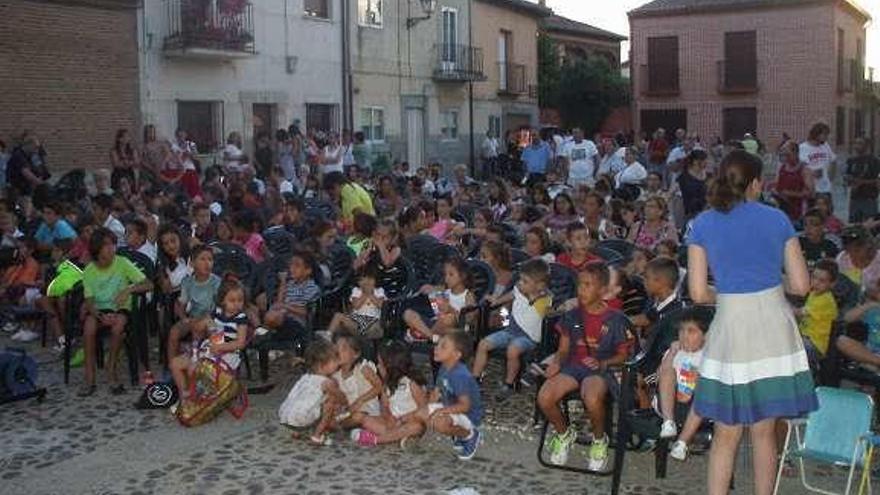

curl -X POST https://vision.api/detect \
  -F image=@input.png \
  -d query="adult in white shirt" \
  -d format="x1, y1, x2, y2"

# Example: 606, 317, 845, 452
615, 146, 648, 188
222, 132, 245, 174
597, 138, 626, 177
341, 131, 356, 170
170, 129, 198, 172
799, 122, 836, 196
563, 128, 598, 188
321, 132, 345, 175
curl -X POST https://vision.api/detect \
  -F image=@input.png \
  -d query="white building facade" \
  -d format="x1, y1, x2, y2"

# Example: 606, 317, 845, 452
138, 0, 343, 157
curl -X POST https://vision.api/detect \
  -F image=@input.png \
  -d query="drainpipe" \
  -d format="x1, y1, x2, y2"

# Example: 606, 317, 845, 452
341, 0, 351, 131
468, 0, 475, 178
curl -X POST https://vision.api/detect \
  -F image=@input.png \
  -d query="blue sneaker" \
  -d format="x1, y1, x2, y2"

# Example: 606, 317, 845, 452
452, 437, 465, 453
457, 429, 481, 460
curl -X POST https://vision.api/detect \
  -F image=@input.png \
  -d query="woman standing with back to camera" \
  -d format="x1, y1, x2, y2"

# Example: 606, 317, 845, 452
687, 150, 817, 494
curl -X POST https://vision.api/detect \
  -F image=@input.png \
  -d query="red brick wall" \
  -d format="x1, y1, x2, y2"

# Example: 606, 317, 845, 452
630, 3, 868, 148
0, 0, 140, 172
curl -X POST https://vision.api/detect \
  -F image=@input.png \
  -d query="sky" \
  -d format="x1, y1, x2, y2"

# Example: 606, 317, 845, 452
548, 0, 880, 72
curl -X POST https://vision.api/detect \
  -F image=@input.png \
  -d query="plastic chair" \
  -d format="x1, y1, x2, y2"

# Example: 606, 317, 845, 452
774, 387, 875, 495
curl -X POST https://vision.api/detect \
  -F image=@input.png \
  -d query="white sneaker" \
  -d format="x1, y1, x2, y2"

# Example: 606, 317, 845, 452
2, 322, 19, 333
268, 350, 284, 362
670, 440, 688, 461
53, 336, 67, 353
660, 419, 677, 439
254, 326, 270, 337
12, 329, 39, 342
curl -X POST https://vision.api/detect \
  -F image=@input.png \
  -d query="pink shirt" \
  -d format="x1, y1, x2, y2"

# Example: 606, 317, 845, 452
836, 249, 880, 291
243, 233, 265, 262
429, 219, 454, 241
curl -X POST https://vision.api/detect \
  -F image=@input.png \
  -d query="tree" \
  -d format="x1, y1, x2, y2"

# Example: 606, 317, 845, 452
537, 34, 560, 108
555, 57, 629, 135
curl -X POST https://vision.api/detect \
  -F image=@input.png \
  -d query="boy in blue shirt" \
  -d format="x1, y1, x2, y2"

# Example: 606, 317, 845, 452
419, 331, 483, 460
34, 201, 76, 255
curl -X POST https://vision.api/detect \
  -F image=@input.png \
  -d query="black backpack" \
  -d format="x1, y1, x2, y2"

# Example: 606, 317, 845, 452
134, 381, 179, 410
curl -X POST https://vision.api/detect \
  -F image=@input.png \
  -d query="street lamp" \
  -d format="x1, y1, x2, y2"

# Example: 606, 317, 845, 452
406, 0, 436, 29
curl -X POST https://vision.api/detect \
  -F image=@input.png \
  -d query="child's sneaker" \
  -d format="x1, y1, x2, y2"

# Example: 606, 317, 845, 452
494, 383, 515, 402
2, 321, 19, 333
588, 435, 609, 471
53, 336, 67, 353
670, 440, 688, 461
11, 329, 39, 342
660, 419, 678, 439
546, 426, 576, 465
457, 429, 481, 460
350, 428, 378, 447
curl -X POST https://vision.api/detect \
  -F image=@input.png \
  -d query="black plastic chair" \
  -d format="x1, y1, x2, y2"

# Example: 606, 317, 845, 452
212, 244, 257, 287
500, 222, 522, 249
262, 226, 297, 260
510, 248, 530, 268
377, 257, 416, 340
597, 239, 635, 262
117, 249, 156, 373
303, 198, 337, 222
404, 234, 441, 288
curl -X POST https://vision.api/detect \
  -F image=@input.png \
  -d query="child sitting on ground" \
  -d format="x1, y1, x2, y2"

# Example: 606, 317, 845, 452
326, 266, 386, 340
278, 339, 346, 445
351, 341, 427, 447
556, 222, 601, 272
166, 245, 222, 364
796, 259, 839, 363
471, 259, 551, 401
403, 257, 476, 341
263, 250, 321, 352
332, 331, 382, 428
416, 331, 483, 460
657, 309, 707, 461
170, 277, 248, 402
538, 263, 634, 470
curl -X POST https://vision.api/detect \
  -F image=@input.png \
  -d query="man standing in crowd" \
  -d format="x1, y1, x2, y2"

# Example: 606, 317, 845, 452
561, 128, 598, 188
845, 137, 880, 223
481, 130, 499, 179
521, 130, 552, 186
800, 122, 837, 199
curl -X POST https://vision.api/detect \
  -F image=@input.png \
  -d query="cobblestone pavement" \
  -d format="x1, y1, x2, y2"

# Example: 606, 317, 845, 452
2, 332, 864, 495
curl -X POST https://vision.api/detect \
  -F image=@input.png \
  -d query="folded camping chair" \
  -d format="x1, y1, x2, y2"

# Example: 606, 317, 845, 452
774, 387, 875, 495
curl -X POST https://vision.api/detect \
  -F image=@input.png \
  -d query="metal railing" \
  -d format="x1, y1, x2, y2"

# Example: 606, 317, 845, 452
433, 44, 486, 82
498, 62, 527, 95
717, 59, 759, 94
640, 64, 680, 96
163, 0, 255, 54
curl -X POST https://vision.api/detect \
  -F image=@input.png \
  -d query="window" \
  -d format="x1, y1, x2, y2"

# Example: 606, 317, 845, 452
441, 8, 458, 66
855, 109, 864, 141
488, 116, 501, 138
358, 0, 382, 26
177, 101, 221, 152
722, 31, 757, 92
646, 36, 679, 94
305, 0, 330, 19
836, 106, 845, 146
722, 107, 757, 142
306, 103, 338, 133
360, 107, 385, 142
838, 29, 845, 92
441, 110, 459, 140
640, 109, 687, 138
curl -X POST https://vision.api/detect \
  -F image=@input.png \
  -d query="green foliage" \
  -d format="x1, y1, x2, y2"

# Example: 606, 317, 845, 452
537, 34, 560, 108
556, 57, 630, 135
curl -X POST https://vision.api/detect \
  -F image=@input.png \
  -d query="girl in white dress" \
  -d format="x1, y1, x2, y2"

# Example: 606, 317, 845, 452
332, 332, 382, 428
279, 339, 345, 445
351, 341, 428, 447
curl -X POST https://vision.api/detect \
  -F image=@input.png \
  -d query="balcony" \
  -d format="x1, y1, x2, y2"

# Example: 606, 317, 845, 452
498, 62, 527, 96
432, 44, 486, 82
163, 0, 255, 60
717, 59, 759, 94
640, 64, 680, 96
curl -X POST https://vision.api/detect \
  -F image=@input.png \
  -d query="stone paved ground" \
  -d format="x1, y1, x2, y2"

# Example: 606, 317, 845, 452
1, 332, 864, 495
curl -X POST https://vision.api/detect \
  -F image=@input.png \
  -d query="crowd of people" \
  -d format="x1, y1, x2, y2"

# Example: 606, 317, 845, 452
0, 118, 877, 491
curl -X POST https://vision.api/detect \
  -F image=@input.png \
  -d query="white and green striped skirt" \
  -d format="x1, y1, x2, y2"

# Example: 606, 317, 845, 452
694, 285, 818, 425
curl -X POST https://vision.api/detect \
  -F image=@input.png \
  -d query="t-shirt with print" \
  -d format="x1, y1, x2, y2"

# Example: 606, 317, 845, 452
34, 219, 76, 247
799, 291, 838, 355
179, 273, 222, 319
82, 255, 146, 311
799, 141, 836, 194
205, 307, 248, 369
509, 286, 552, 343
435, 362, 483, 427
283, 278, 321, 325
564, 140, 598, 183
556, 306, 634, 369
672, 348, 703, 403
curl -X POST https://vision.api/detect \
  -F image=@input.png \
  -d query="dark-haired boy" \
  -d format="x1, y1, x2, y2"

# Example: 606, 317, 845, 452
537, 263, 634, 469
799, 209, 839, 268
419, 331, 483, 460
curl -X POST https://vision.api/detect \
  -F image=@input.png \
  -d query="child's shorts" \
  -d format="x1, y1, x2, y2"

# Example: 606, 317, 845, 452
427, 403, 474, 433
483, 328, 537, 353
559, 364, 621, 399
349, 313, 382, 339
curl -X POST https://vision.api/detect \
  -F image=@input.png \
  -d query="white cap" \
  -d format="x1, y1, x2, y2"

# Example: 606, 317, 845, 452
209, 202, 222, 216
279, 180, 294, 194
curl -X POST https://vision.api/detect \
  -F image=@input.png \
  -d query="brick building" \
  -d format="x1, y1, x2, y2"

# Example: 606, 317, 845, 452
0, 0, 141, 171
629, 0, 875, 150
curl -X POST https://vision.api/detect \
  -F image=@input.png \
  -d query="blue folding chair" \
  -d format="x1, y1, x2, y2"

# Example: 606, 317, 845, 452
774, 387, 875, 495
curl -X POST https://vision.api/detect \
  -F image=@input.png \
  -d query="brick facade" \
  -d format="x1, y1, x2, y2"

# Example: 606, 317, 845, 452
0, 0, 140, 172
630, 1, 873, 150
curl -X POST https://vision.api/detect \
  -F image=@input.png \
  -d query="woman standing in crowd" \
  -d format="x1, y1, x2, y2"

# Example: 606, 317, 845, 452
688, 150, 816, 495
109, 129, 140, 191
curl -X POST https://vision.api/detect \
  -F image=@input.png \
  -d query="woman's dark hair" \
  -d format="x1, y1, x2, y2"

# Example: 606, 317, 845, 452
808, 122, 831, 142
526, 225, 550, 253
686, 149, 708, 167
379, 340, 425, 393
114, 128, 134, 159
310, 218, 335, 239
157, 223, 188, 269
275, 128, 289, 142
553, 193, 575, 215
88, 227, 117, 259
397, 205, 423, 232
708, 150, 763, 213
481, 239, 512, 272
352, 212, 377, 238
332, 330, 364, 366
489, 178, 509, 205
444, 256, 473, 289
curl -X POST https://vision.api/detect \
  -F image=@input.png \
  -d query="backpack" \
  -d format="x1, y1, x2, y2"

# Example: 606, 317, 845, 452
0, 348, 40, 402
176, 358, 247, 427
135, 381, 179, 410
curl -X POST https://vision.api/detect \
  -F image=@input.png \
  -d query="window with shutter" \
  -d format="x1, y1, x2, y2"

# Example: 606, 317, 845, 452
722, 31, 757, 92
646, 36, 679, 94
722, 108, 757, 142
